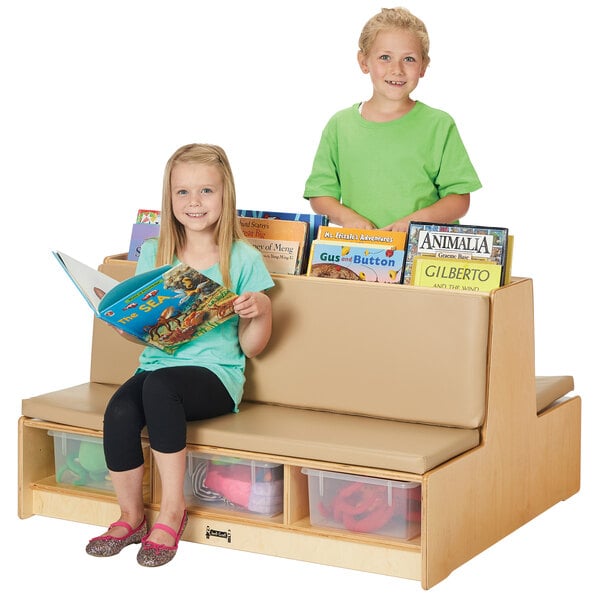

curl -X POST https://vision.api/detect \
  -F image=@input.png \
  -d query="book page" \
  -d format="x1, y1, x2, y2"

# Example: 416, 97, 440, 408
53, 251, 119, 313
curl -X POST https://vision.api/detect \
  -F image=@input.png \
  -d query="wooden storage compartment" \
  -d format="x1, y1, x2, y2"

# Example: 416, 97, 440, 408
19, 419, 152, 506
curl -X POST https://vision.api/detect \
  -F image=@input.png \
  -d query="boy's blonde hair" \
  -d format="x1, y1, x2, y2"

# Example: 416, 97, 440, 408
156, 143, 244, 289
358, 7, 430, 66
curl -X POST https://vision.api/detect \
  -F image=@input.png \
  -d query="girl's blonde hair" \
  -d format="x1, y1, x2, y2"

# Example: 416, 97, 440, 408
358, 7, 430, 66
156, 143, 244, 289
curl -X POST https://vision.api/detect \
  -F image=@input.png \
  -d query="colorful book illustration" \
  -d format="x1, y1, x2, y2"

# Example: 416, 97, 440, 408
238, 216, 309, 275
136, 209, 161, 224
410, 256, 503, 292
317, 226, 406, 250
307, 240, 404, 283
53, 251, 238, 354
401, 222, 510, 285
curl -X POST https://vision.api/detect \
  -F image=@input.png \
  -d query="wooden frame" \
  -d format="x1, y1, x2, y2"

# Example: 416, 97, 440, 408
18, 272, 580, 589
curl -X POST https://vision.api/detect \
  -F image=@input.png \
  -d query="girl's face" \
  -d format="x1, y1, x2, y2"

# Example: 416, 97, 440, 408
170, 162, 224, 235
358, 28, 427, 105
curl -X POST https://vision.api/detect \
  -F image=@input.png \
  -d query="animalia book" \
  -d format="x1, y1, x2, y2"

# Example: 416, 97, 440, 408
53, 251, 238, 354
401, 222, 510, 285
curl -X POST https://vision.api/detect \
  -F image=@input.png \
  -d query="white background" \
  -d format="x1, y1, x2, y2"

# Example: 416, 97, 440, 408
2, 1, 597, 597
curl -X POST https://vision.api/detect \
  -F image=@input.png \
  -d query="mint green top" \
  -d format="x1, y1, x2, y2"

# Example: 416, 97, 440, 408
303, 101, 482, 228
135, 238, 274, 409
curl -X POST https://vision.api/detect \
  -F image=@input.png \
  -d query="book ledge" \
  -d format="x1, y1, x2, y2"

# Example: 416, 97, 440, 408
18, 254, 581, 589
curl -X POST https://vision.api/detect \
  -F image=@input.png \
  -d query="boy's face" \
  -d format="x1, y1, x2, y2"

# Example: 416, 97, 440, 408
358, 28, 427, 105
170, 162, 224, 235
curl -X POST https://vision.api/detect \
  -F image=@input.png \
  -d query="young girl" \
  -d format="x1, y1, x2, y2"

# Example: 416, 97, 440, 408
304, 7, 481, 232
85, 143, 274, 567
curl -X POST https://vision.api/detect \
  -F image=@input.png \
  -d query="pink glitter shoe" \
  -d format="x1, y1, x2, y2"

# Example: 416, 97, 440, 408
137, 510, 188, 567
86, 517, 148, 557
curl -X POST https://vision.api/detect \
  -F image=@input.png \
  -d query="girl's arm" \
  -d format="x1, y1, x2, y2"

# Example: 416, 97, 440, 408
382, 193, 470, 232
233, 291, 272, 358
309, 196, 376, 230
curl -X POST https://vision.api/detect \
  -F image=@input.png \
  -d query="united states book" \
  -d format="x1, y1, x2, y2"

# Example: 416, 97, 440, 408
238, 216, 309, 275
237, 209, 328, 245
53, 251, 238, 354
238, 210, 328, 273
307, 240, 404, 283
401, 221, 509, 285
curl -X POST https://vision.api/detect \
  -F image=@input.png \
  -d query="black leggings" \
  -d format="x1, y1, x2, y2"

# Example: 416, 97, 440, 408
103, 366, 234, 472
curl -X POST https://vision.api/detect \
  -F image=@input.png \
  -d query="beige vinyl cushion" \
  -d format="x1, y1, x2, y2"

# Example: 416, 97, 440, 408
21, 376, 573, 475
94, 257, 491, 429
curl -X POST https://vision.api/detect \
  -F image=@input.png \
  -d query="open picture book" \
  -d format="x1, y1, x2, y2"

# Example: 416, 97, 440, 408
53, 251, 238, 354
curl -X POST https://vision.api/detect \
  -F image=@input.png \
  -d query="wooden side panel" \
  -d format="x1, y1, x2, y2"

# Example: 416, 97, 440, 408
421, 278, 581, 588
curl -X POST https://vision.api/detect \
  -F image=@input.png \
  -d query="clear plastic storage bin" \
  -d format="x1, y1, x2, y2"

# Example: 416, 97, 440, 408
185, 451, 284, 517
302, 468, 421, 540
49, 431, 113, 491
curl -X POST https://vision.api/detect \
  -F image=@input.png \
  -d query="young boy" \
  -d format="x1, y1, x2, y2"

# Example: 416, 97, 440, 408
304, 7, 481, 232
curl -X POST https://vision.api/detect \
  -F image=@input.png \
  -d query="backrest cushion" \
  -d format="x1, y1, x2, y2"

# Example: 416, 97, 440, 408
92, 256, 490, 428
246, 274, 489, 428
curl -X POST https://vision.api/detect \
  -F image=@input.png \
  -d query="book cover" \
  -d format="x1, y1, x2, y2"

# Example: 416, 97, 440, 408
136, 209, 161, 224
237, 210, 328, 244
307, 241, 404, 283
401, 221, 509, 285
239, 216, 309, 275
317, 226, 406, 250
127, 222, 160, 260
53, 251, 238, 354
410, 255, 503, 292
237, 210, 328, 273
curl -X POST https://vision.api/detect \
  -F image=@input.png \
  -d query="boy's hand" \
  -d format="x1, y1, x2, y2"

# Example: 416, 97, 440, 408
340, 214, 377, 229
382, 220, 409, 232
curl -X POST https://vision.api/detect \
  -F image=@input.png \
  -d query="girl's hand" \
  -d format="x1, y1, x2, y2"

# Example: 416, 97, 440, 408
233, 291, 270, 319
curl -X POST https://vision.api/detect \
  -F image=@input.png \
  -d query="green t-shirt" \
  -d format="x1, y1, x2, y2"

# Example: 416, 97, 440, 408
135, 238, 274, 409
303, 101, 482, 228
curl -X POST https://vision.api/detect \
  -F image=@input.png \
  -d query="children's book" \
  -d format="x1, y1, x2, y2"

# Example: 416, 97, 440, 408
127, 223, 160, 260
410, 256, 503, 292
306, 240, 404, 283
238, 216, 309, 275
316, 226, 406, 250
237, 210, 328, 245
136, 209, 161, 224
237, 210, 328, 274
53, 251, 238, 354
401, 221, 510, 285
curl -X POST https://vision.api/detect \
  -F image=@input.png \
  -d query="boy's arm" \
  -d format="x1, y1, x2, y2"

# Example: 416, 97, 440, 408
309, 196, 377, 229
382, 193, 470, 232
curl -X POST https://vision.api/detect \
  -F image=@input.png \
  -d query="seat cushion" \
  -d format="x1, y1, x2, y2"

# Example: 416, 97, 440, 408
20, 382, 478, 474
188, 402, 479, 474
20, 375, 574, 475
535, 375, 574, 413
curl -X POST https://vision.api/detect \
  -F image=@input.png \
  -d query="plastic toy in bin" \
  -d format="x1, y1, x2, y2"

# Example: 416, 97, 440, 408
57, 440, 109, 487
190, 457, 283, 515
318, 479, 421, 534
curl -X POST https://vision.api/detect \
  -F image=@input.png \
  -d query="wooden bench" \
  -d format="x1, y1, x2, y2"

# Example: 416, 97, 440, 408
18, 254, 581, 589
